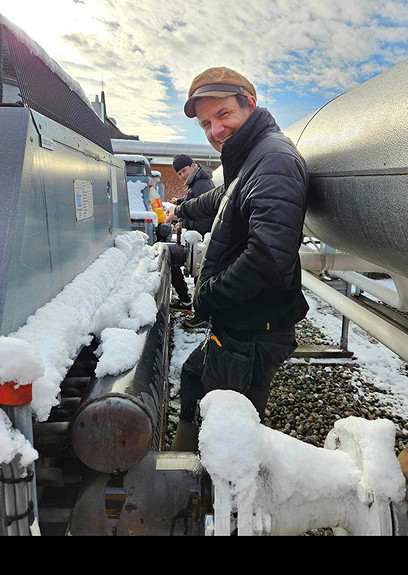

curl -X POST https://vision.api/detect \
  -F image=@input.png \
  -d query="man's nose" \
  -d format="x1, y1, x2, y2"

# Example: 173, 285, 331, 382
211, 119, 225, 138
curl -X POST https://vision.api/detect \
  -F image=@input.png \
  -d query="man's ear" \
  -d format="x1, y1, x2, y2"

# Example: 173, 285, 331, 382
247, 95, 257, 112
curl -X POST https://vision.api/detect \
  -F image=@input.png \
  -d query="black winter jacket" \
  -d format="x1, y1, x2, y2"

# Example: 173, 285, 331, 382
175, 107, 309, 332
176, 164, 214, 236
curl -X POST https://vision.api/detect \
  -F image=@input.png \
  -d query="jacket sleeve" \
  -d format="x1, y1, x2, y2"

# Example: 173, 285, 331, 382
175, 185, 224, 222
176, 194, 186, 205
189, 178, 214, 199
195, 152, 307, 316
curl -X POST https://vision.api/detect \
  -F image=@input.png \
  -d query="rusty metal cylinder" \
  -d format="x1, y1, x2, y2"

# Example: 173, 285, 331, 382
70, 393, 153, 473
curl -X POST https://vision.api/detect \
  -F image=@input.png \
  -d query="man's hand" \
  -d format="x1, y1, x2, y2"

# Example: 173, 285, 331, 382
170, 197, 178, 204
165, 204, 178, 223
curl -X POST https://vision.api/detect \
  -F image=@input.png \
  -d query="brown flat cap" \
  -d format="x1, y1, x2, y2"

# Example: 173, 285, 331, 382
184, 66, 257, 118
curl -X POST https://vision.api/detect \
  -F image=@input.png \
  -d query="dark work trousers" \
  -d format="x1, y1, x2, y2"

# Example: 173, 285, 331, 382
171, 265, 190, 302
169, 244, 190, 302
179, 325, 297, 424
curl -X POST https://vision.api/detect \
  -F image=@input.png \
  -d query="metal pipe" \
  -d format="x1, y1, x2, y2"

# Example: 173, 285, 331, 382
1, 464, 18, 536
285, 61, 408, 280
300, 248, 408, 311
340, 282, 351, 351
299, 249, 388, 273
391, 274, 408, 309
329, 270, 407, 310
111, 139, 220, 162
6, 405, 38, 523
302, 270, 408, 362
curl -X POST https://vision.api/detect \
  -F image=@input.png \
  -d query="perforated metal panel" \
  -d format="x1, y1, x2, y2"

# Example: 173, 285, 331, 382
1, 18, 112, 153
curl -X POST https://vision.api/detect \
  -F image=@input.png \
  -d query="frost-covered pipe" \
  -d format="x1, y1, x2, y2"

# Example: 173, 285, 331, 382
0, 404, 38, 535
302, 270, 408, 362
200, 391, 405, 536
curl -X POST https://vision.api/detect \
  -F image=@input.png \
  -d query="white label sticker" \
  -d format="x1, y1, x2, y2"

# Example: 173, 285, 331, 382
74, 179, 94, 221
40, 134, 54, 151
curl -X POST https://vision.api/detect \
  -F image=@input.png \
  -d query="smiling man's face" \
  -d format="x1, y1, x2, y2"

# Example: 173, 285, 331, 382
195, 95, 256, 152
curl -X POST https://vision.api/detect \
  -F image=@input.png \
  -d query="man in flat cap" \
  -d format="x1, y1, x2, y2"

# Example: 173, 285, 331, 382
166, 66, 309, 450
168, 154, 214, 327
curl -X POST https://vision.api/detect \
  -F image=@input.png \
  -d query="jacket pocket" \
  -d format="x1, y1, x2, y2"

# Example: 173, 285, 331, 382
201, 329, 254, 395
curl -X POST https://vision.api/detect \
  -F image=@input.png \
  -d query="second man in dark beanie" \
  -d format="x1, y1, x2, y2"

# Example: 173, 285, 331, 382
168, 154, 215, 326
171, 154, 214, 236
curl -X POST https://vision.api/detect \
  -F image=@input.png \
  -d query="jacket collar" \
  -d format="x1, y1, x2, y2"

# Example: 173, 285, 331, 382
185, 164, 199, 187
221, 107, 276, 187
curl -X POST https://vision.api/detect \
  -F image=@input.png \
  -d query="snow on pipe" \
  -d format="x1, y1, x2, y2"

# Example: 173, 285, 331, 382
0, 403, 39, 535
301, 270, 408, 362
70, 245, 172, 473
199, 390, 406, 536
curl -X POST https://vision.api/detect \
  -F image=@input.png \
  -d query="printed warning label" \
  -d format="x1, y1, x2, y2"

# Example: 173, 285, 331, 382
74, 179, 94, 221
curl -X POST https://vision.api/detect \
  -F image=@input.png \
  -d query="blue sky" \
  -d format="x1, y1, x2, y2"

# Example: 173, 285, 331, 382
1, 0, 408, 145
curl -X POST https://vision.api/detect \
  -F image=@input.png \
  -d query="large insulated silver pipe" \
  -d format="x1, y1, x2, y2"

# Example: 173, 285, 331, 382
285, 60, 408, 280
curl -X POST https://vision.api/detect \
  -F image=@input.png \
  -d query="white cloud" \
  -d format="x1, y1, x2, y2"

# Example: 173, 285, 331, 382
2, 0, 408, 141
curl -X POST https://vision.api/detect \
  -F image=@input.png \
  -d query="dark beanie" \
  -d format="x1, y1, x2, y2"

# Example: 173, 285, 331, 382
173, 154, 193, 172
